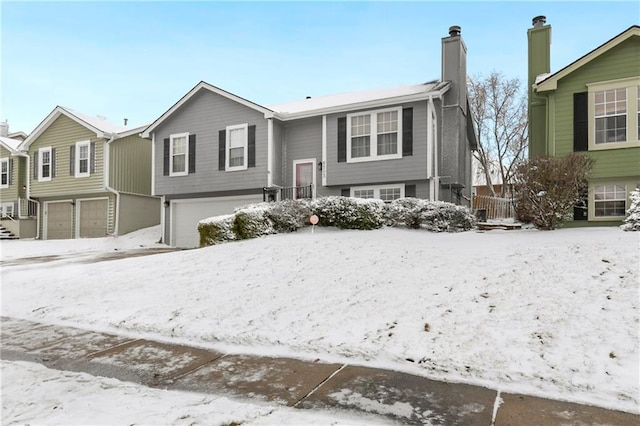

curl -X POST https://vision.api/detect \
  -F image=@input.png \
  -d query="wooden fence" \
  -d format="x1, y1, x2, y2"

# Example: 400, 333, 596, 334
472, 195, 516, 220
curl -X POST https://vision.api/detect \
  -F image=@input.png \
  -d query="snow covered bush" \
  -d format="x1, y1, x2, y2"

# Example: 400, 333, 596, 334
311, 196, 386, 230
387, 198, 476, 232
266, 199, 313, 232
621, 187, 640, 231
232, 209, 275, 240
514, 153, 594, 230
198, 215, 236, 246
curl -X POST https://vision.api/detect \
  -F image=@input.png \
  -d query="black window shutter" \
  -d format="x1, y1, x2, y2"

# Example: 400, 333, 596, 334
163, 138, 170, 176
405, 184, 416, 197
218, 130, 226, 171
188, 134, 196, 174
51, 148, 57, 178
90, 142, 96, 173
70, 145, 75, 175
573, 92, 588, 152
248, 125, 256, 168
403, 108, 413, 156
8, 159, 13, 185
33, 153, 38, 179
337, 117, 347, 162
341, 188, 350, 197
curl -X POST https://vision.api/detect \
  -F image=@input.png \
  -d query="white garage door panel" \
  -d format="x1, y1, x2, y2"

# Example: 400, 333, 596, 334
79, 199, 108, 238
172, 195, 263, 248
46, 202, 73, 240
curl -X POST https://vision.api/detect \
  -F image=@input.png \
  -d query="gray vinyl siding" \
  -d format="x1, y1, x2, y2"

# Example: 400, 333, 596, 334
325, 101, 430, 186
153, 89, 268, 195
272, 120, 283, 186
283, 116, 322, 187
109, 134, 153, 195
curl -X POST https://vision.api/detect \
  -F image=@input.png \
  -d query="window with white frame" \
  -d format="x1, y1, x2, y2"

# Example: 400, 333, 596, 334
347, 107, 401, 162
226, 123, 248, 171
588, 78, 640, 149
170, 133, 188, 176
39, 147, 52, 181
75, 140, 90, 178
0, 158, 8, 188
594, 184, 626, 217
351, 184, 405, 202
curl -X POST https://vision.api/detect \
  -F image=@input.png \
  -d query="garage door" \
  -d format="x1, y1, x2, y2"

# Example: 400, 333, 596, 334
172, 195, 263, 248
78, 199, 108, 238
46, 202, 72, 240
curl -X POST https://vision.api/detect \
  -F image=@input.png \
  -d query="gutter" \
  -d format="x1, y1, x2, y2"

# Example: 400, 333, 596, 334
104, 133, 121, 236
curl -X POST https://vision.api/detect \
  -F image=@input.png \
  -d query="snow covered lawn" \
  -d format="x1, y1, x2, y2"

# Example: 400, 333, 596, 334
1, 225, 638, 415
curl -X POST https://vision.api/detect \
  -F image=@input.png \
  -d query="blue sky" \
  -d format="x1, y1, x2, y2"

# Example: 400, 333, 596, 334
1, 1, 638, 134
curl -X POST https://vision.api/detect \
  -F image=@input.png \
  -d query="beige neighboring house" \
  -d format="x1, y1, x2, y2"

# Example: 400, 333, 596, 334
0, 122, 37, 238
19, 106, 160, 240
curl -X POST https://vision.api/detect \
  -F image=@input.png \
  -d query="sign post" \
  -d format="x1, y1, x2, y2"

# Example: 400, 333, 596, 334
310, 214, 319, 233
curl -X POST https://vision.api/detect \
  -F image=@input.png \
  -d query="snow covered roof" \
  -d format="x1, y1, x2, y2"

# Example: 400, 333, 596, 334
269, 81, 450, 119
0, 136, 25, 154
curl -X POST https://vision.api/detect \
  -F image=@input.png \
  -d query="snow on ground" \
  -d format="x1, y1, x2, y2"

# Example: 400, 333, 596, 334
1, 360, 387, 426
1, 225, 639, 416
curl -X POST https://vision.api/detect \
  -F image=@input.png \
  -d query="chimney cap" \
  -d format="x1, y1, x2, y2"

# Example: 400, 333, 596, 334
532, 15, 547, 27
448, 25, 461, 37
306, 96, 311, 99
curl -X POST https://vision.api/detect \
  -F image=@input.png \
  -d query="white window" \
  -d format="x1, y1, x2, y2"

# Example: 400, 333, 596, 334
347, 107, 402, 162
75, 140, 90, 178
351, 184, 405, 202
39, 147, 52, 181
594, 184, 626, 217
226, 124, 248, 171
0, 202, 13, 217
170, 133, 189, 176
0, 158, 8, 188
594, 88, 626, 144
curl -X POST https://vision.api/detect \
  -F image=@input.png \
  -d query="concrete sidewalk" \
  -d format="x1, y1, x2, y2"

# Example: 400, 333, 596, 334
1, 316, 638, 425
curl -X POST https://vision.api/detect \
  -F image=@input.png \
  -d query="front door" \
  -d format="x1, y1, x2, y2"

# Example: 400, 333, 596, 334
294, 159, 315, 199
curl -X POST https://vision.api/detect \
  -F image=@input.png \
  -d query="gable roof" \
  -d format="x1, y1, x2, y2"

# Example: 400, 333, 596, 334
268, 81, 450, 120
142, 81, 274, 138
7, 131, 28, 141
536, 25, 640, 92
20, 106, 142, 150
0, 136, 28, 156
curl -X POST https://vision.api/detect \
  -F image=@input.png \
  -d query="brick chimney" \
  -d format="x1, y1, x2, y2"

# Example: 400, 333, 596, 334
528, 15, 552, 157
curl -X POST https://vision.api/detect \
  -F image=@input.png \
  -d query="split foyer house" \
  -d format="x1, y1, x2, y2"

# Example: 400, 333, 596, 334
528, 17, 640, 225
19, 106, 160, 239
143, 26, 477, 248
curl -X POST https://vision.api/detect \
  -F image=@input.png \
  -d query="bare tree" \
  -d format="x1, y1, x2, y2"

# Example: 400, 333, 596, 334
468, 72, 528, 197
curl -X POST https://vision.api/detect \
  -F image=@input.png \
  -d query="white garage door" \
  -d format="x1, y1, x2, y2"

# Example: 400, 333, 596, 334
171, 195, 263, 248
45, 202, 73, 240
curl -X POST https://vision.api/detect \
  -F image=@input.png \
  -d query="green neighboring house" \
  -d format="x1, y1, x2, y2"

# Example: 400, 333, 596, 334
19, 106, 160, 239
528, 16, 640, 225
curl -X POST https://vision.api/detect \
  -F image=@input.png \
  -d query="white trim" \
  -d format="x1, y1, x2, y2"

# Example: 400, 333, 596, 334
151, 133, 156, 196
225, 123, 249, 172
75, 140, 91, 178
160, 195, 166, 243
321, 115, 327, 186
591, 182, 628, 220
0, 157, 9, 188
43, 199, 73, 240
350, 183, 405, 202
38, 146, 52, 182
292, 158, 316, 199
75, 197, 109, 239
267, 118, 273, 187
169, 132, 189, 177
346, 106, 403, 163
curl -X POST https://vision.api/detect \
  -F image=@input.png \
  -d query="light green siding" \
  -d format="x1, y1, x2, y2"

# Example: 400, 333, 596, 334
0, 145, 19, 202
527, 23, 552, 158
109, 134, 153, 195
29, 115, 105, 197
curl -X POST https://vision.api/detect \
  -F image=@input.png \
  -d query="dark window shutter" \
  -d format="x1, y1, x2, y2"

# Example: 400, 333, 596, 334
70, 146, 75, 175
33, 153, 38, 179
403, 108, 413, 156
90, 142, 96, 173
337, 117, 347, 162
188, 134, 196, 174
218, 130, 226, 171
248, 125, 256, 168
8, 159, 13, 185
573, 92, 588, 152
163, 138, 170, 176
341, 188, 350, 197
51, 148, 57, 178
405, 184, 416, 197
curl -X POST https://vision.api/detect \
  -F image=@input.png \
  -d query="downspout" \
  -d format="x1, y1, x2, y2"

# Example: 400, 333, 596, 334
24, 151, 40, 239
104, 134, 120, 236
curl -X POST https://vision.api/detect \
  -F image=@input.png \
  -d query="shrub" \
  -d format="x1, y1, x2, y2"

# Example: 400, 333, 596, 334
513, 154, 594, 230
232, 205, 275, 240
266, 198, 313, 232
621, 187, 640, 232
387, 198, 476, 232
311, 196, 386, 230
387, 197, 425, 229
198, 215, 236, 246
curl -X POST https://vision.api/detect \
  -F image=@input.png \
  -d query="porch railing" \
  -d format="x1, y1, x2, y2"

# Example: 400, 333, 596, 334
18, 198, 38, 218
263, 184, 313, 202
472, 194, 516, 220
